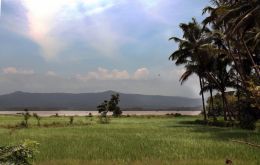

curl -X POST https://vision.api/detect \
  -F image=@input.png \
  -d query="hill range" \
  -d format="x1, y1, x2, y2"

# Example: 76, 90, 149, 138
0, 91, 202, 110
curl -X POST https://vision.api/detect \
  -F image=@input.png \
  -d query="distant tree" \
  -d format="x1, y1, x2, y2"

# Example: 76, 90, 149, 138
22, 109, 31, 128
108, 94, 122, 117
97, 100, 109, 124
97, 93, 122, 123
97, 93, 122, 116
97, 100, 108, 116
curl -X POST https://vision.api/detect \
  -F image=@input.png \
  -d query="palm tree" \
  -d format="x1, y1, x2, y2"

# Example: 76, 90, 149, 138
169, 18, 213, 120
203, 0, 260, 81
179, 63, 207, 120
202, 55, 239, 121
202, 0, 260, 122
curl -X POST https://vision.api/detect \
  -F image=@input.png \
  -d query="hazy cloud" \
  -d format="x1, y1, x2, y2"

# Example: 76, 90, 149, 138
0, 72, 199, 97
46, 71, 57, 76
76, 67, 130, 80
20, 0, 122, 60
133, 68, 150, 80
2, 67, 35, 75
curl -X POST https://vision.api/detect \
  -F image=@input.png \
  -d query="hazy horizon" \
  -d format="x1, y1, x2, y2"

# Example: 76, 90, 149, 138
0, 90, 202, 99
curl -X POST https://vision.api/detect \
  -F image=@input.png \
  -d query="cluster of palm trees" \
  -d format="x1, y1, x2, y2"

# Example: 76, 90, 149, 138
169, 0, 260, 123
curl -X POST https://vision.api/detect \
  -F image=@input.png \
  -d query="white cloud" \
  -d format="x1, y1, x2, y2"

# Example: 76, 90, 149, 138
46, 71, 57, 76
76, 67, 151, 81
133, 67, 149, 79
76, 67, 130, 80
2, 67, 35, 75
3, 67, 17, 74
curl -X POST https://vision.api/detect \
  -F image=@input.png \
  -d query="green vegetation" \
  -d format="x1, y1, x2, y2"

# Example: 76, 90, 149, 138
0, 140, 39, 165
0, 115, 259, 165
169, 0, 260, 129
33, 113, 41, 126
97, 93, 122, 124
21, 109, 32, 128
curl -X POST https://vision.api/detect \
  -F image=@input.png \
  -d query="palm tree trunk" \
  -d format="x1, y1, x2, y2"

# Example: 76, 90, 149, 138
199, 76, 207, 121
224, 96, 232, 121
210, 88, 214, 111
210, 87, 216, 119
221, 91, 232, 121
221, 91, 227, 121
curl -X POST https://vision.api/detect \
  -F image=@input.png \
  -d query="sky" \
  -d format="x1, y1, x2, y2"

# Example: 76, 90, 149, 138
0, 0, 210, 97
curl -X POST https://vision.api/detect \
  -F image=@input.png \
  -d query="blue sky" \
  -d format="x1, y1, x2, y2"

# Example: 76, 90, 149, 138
0, 0, 210, 97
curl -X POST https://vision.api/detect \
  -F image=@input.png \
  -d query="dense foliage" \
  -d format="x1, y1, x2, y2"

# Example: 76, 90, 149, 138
0, 140, 39, 165
169, 0, 260, 129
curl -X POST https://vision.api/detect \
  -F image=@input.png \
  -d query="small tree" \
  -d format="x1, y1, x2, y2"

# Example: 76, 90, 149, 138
108, 94, 122, 117
22, 109, 31, 128
97, 100, 109, 124
97, 93, 122, 117
33, 113, 41, 126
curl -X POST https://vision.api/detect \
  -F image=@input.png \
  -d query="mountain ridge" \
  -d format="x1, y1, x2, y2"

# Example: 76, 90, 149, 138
0, 91, 202, 110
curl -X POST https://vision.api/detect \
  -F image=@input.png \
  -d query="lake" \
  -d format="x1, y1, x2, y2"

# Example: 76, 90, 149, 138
0, 110, 201, 116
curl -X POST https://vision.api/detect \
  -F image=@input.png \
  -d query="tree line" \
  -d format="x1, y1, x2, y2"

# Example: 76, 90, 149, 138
169, 0, 260, 129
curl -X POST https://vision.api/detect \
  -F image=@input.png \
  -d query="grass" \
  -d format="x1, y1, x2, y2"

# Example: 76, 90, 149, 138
0, 115, 259, 165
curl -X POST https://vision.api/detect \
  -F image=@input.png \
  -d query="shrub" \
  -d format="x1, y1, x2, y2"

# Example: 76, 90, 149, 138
69, 116, 74, 125
174, 113, 182, 117
88, 113, 93, 117
22, 109, 31, 128
0, 140, 39, 165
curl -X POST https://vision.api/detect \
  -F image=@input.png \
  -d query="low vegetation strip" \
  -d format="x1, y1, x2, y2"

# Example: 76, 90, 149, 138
0, 115, 259, 165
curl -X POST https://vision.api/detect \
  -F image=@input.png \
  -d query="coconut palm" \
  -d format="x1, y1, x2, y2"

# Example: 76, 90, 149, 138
202, 56, 238, 121
203, 0, 260, 79
169, 18, 213, 120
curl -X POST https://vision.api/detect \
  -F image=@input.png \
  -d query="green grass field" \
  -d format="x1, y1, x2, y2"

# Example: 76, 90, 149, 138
0, 115, 259, 165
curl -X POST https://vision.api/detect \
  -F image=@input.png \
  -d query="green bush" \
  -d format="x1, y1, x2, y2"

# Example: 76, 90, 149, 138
0, 140, 39, 165
174, 113, 182, 117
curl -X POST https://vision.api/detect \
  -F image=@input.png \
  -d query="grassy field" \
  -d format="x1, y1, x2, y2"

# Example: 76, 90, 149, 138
0, 115, 259, 165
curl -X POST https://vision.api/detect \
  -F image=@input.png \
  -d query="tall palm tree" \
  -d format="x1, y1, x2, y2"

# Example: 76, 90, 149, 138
203, 0, 260, 81
169, 18, 212, 120
203, 0, 260, 122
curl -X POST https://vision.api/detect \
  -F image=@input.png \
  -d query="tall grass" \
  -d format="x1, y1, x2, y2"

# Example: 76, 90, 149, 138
0, 115, 259, 165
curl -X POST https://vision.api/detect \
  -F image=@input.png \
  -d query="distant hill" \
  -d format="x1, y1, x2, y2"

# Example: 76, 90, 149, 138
0, 91, 202, 110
